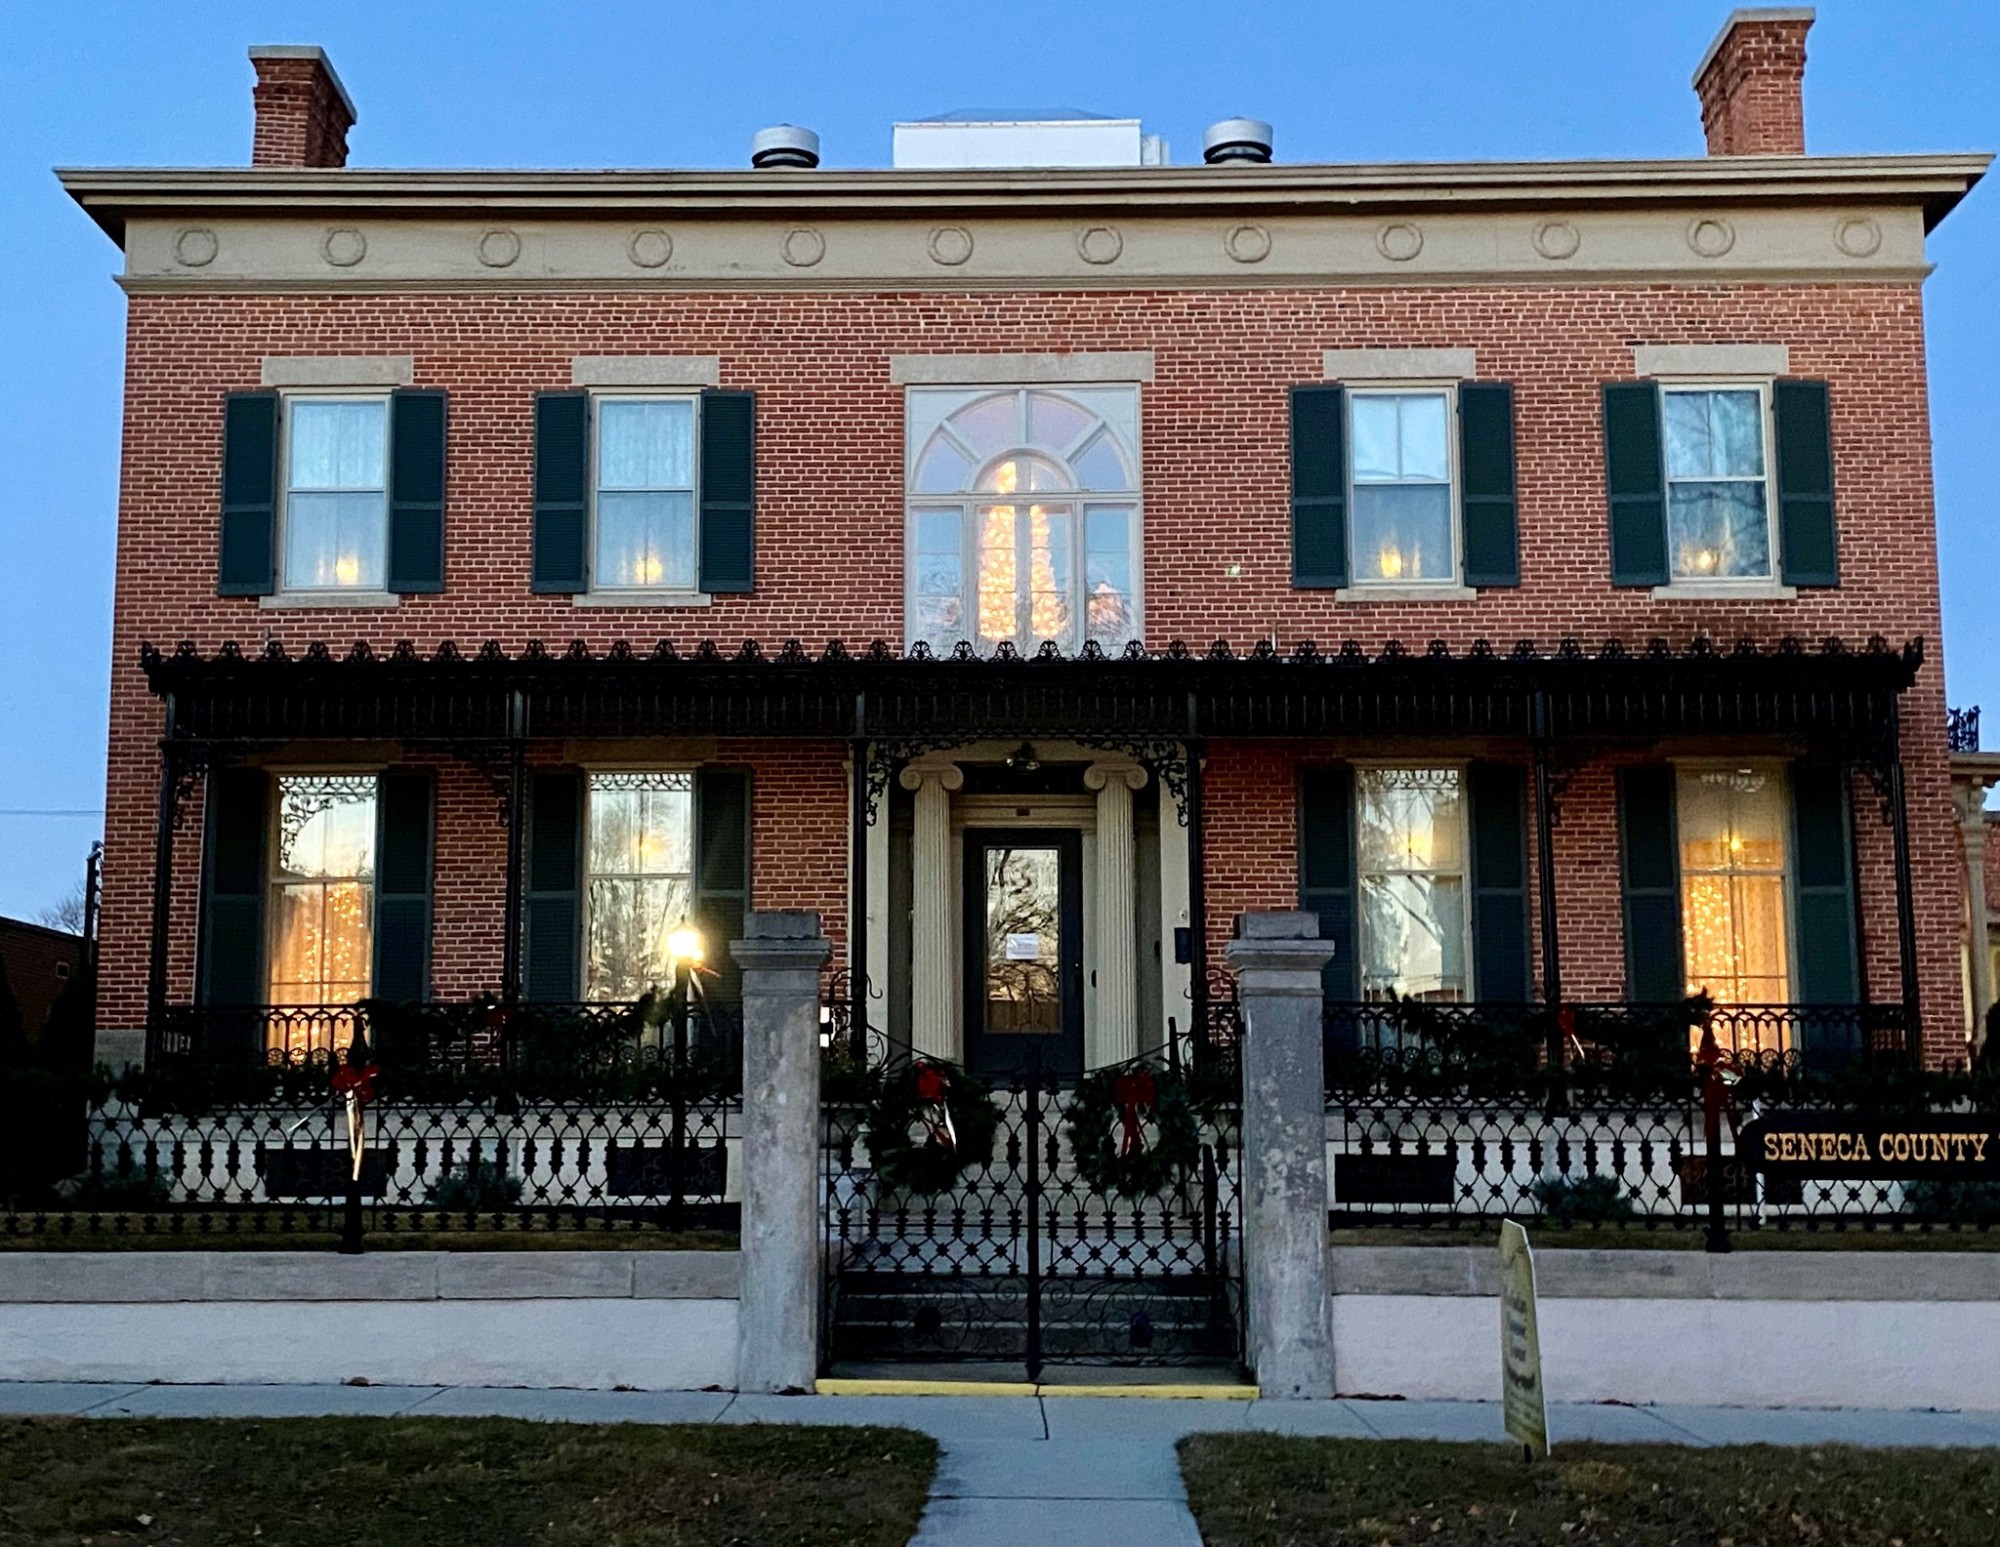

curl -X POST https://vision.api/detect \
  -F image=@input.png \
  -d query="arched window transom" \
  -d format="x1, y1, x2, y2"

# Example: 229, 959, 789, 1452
906, 386, 1141, 654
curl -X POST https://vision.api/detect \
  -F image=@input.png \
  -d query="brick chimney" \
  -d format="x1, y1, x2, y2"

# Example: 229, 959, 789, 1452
1693, 9, 1813, 156
249, 46, 355, 168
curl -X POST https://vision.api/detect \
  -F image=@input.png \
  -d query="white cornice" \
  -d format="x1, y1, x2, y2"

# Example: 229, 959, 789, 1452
58, 154, 1990, 245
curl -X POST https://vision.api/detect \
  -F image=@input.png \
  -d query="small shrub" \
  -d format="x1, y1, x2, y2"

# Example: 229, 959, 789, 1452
426, 1156, 524, 1211
1902, 1179, 2000, 1227
1530, 1172, 1634, 1225
56, 1166, 175, 1208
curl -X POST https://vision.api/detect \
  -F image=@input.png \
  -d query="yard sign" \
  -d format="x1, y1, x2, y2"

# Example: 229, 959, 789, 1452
1499, 1219, 1548, 1458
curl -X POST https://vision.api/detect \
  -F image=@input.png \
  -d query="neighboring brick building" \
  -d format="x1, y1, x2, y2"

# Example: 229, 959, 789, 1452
62, 12, 1986, 1076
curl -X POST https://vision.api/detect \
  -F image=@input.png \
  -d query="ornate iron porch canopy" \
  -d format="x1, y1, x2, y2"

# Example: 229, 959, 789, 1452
140, 634, 1922, 749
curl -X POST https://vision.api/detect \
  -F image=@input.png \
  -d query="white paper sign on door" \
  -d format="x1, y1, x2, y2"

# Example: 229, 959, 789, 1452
1004, 933, 1041, 961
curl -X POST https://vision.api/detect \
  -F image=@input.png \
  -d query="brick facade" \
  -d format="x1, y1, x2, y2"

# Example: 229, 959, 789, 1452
94, 282, 1963, 1058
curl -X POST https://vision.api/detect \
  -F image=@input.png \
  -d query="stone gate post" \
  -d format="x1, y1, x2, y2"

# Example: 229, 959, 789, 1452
732, 910, 831, 1393
1225, 910, 1337, 1399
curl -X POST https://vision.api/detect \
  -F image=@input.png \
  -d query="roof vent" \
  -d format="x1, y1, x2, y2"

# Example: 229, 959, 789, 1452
1202, 118, 1273, 165
751, 125, 821, 169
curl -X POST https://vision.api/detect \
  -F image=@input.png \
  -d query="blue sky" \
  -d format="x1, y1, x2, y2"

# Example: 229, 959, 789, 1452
1, 0, 1996, 921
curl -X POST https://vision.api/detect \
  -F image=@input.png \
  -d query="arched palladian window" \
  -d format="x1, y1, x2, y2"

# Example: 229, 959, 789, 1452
906, 386, 1141, 654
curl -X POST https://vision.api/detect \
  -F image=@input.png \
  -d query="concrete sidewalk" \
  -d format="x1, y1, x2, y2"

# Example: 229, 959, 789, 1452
6, 1384, 2000, 1547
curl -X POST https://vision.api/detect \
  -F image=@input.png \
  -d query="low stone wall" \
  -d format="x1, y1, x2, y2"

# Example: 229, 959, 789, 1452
0, 1251, 739, 1391
1330, 1246, 2000, 1410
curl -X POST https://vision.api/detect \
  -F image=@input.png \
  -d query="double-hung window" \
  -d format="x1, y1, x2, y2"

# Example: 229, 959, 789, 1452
1355, 766, 1470, 1002
593, 398, 699, 594
1676, 763, 1790, 1005
266, 773, 378, 1056
281, 396, 389, 592
1349, 390, 1455, 587
1662, 386, 1773, 582
584, 771, 697, 999
906, 386, 1142, 654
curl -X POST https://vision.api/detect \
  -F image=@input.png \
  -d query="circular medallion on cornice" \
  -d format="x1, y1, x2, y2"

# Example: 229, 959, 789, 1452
1532, 220, 1581, 261
782, 227, 826, 268
173, 227, 219, 268
1375, 222, 1423, 262
477, 228, 522, 268
1076, 225, 1124, 266
1686, 217, 1735, 259
1224, 223, 1272, 264
1834, 216, 1883, 259
928, 225, 975, 266
320, 227, 368, 268
627, 229, 674, 269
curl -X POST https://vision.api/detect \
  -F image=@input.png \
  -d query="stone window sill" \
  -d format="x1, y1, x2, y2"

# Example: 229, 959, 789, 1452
1650, 581, 1798, 601
1334, 584, 1479, 603
570, 590, 712, 608
258, 591, 400, 610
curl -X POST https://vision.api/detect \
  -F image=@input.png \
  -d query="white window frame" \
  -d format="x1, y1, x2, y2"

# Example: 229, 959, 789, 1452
1656, 379, 1783, 592
1342, 381, 1465, 595
581, 767, 699, 1002
901, 384, 1145, 655
1352, 761, 1475, 1003
586, 391, 705, 601
275, 389, 392, 597
1671, 757, 1795, 1008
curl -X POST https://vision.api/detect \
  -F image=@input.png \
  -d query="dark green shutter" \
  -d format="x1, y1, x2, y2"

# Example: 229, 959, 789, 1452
694, 768, 752, 1005
1790, 762, 1860, 1008
199, 766, 268, 1011
372, 770, 434, 1002
1602, 382, 1668, 587
1290, 385, 1348, 588
1458, 382, 1520, 587
531, 392, 589, 594
524, 769, 583, 1001
218, 392, 279, 596
698, 390, 756, 594
387, 389, 447, 594
1467, 763, 1531, 1002
1299, 765, 1357, 1003
1774, 379, 1839, 587
1617, 765, 1684, 1002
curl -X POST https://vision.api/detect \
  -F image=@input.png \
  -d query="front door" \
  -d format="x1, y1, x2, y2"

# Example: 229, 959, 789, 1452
962, 828, 1084, 1078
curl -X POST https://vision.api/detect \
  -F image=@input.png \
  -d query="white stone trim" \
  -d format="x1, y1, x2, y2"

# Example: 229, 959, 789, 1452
258, 590, 400, 609
569, 590, 712, 608
1335, 584, 1479, 603
1321, 348, 1477, 382
571, 355, 721, 388
261, 355, 413, 387
1650, 581, 1797, 600
890, 351, 1154, 386
1632, 343, 1790, 377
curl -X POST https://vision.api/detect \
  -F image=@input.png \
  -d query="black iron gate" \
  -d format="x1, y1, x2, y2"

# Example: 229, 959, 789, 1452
821, 1043, 1243, 1379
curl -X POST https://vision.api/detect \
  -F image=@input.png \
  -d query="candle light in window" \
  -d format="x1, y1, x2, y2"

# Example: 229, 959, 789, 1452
334, 552, 361, 587
1695, 548, 1718, 574
633, 553, 664, 586
1377, 542, 1404, 580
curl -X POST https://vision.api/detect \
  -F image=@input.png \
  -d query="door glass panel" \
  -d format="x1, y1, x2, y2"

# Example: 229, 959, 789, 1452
983, 844, 1062, 1034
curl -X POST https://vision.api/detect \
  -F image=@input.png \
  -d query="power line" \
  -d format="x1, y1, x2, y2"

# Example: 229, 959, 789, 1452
0, 808, 103, 817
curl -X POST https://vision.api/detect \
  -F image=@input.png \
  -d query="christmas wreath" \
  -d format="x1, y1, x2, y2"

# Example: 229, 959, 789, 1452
864, 1058, 1002, 1194
1065, 1062, 1202, 1198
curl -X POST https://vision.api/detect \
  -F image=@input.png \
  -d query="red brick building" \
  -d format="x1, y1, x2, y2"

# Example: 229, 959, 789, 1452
63, 13, 1986, 1076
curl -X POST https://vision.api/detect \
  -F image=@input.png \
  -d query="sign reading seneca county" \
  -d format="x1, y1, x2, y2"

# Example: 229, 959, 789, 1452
1742, 1112, 2000, 1181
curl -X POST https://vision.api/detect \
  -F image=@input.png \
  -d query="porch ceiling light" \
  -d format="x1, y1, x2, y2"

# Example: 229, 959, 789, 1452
1005, 741, 1041, 774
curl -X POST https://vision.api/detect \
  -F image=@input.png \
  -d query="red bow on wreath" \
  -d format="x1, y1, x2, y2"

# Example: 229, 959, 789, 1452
331, 1061, 380, 1108
1111, 1070, 1159, 1158
913, 1061, 958, 1152
1694, 1022, 1740, 1143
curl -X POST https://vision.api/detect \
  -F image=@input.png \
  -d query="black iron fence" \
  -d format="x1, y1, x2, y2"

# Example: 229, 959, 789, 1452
2, 999, 745, 1247
1321, 997, 1997, 1244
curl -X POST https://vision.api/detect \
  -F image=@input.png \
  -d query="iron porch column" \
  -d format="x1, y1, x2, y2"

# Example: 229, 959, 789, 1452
1886, 699, 1923, 1048
499, 687, 528, 1004
849, 689, 869, 1058
1185, 733, 1210, 1063
1530, 688, 1564, 1009
145, 694, 180, 1063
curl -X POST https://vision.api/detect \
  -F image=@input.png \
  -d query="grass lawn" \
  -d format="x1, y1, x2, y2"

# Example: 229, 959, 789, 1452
1179, 1434, 2000, 1547
0, 1417, 936, 1547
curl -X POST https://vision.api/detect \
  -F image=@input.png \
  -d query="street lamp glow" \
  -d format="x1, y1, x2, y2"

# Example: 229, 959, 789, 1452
667, 925, 704, 966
